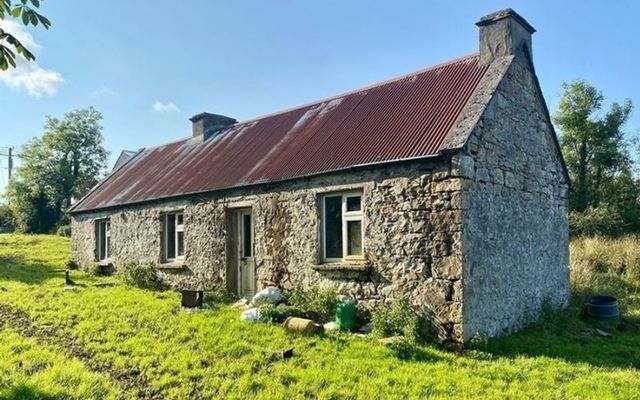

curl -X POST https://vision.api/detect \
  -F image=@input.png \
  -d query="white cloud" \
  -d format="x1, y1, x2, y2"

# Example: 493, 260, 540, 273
152, 100, 180, 113
0, 19, 64, 98
91, 86, 117, 98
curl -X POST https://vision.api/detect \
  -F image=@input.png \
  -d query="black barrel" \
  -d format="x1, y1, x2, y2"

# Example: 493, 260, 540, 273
587, 296, 619, 320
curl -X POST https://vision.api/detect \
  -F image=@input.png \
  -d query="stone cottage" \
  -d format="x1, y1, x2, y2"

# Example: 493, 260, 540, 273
69, 9, 570, 342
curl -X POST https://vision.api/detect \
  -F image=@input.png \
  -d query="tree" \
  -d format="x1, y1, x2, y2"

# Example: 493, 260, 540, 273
554, 80, 640, 235
7, 107, 109, 232
0, 0, 51, 70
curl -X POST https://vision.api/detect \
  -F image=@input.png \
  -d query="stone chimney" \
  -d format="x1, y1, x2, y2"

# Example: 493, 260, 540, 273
476, 8, 536, 65
189, 112, 237, 143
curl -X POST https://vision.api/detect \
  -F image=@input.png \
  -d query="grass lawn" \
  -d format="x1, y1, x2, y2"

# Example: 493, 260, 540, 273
1, 234, 640, 399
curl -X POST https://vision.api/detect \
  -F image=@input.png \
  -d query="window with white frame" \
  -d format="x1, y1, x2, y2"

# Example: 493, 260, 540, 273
321, 192, 363, 262
162, 212, 184, 261
96, 219, 111, 261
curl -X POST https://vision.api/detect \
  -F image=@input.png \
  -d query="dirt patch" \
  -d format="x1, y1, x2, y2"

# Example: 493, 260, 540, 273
0, 304, 163, 399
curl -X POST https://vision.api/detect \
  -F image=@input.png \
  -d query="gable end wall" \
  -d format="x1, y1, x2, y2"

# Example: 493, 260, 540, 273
460, 56, 570, 340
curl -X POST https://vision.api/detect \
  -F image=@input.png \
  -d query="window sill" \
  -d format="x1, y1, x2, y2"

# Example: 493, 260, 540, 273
158, 260, 186, 271
312, 261, 369, 272
96, 259, 113, 267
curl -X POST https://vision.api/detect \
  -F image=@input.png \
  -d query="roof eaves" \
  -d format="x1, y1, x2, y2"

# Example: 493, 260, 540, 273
67, 147, 146, 214
68, 152, 444, 215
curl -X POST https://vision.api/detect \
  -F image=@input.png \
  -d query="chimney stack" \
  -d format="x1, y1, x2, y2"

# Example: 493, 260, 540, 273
476, 9, 536, 66
189, 112, 237, 143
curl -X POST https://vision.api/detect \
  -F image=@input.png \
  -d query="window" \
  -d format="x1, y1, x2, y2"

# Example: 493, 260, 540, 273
242, 212, 252, 258
96, 219, 110, 261
162, 212, 184, 261
321, 192, 363, 262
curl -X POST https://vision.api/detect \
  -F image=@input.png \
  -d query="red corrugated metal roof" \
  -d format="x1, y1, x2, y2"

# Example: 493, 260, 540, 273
71, 54, 488, 212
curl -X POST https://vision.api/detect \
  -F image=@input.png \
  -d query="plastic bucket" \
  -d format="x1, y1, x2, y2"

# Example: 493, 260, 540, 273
587, 295, 619, 321
335, 301, 356, 331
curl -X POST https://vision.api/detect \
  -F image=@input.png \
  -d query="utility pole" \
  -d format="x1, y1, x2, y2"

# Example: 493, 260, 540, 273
7, 147, 12, 179
0, 146, 17, 183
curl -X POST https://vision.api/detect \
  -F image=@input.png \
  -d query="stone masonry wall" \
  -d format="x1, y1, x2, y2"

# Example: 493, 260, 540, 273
71, 159, 466, 341
460, 55, 570, 340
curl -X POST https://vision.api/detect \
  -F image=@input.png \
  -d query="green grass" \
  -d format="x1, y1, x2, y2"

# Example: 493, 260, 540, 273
1, 234, 640, 399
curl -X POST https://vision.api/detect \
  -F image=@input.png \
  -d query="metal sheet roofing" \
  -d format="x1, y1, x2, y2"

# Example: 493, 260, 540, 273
71, 54, 489, 213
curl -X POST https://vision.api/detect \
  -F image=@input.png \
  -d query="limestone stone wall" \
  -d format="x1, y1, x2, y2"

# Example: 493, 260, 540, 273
460, 55, 570, 340
70, 55, 570, 343
71, 159, 466, 340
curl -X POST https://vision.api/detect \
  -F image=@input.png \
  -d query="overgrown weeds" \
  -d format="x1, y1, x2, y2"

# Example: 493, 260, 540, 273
372, 299, 432, 343
116, 259, 162, 289
285, 285, 338, 323
570, 236, 640, 313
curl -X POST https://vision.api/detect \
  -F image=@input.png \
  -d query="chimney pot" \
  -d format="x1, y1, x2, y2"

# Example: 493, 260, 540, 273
189, 112, 236, 143
476, 8, 535, 65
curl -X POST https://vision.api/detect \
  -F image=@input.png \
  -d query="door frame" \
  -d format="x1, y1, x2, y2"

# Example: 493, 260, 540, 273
236, 208, 255, 297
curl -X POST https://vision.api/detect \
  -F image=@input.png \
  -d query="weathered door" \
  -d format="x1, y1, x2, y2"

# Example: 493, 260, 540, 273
237, 209, 255, 298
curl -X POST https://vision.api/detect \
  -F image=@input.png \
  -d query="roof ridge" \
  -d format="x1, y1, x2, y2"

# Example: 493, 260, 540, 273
233, 53, 480, 126
131, 53, 480, 152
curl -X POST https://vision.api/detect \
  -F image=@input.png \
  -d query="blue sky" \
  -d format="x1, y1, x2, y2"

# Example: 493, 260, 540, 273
1, 1, 639, 194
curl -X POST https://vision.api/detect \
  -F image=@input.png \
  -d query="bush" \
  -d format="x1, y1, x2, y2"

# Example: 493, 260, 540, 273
0, 204, 14, 231
81, 262, 102, 276
206, 285, 238, 304
116, 259, 160, 289
56, 225, 71, 237
286, 285, 338, 323
258, 304, 306, 323
372, 300, 429, 343
570, 207, 628, 237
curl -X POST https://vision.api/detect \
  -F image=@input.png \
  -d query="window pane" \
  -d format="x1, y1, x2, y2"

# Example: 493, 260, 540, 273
347, 220, 362, 256
177, 231, 184, 257
346, 196, 361, 212
324, 196, 342, 258
177, 213, 183, 226
99, 222, 106, 260
105, 236, 111, 259
167, 214, 176, 259
243, 214, 252, 257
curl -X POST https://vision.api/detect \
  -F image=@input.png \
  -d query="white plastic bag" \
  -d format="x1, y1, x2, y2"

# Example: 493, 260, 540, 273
240, 307, 260, 322
250, 286, 283, 306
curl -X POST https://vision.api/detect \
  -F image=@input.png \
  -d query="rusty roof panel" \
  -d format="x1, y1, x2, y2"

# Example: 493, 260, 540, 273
71, 54, 488, 212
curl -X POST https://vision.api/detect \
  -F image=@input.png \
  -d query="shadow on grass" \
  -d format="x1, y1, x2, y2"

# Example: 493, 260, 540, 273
0, 254, 65, 285
1, 383, 58, 400
471, 277, 640, 370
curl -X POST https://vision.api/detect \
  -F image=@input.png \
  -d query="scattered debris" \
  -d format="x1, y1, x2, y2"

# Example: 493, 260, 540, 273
283, 317, 324, 335
231, 298, 250, 309
63, 285, 79, 292
251, 287, 283, 307
358, 322, 374, 334
323, 321, 340, 331
265, 348, 294, 363
580, 328, 613, 338
240, 308, 261, 322
378, 336, 404, 346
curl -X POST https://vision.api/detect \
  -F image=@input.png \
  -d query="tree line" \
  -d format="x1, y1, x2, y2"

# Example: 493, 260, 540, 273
1, 80, 639, 237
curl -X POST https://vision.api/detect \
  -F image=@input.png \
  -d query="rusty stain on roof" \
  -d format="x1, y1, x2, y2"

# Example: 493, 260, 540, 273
70, 54, 489, 213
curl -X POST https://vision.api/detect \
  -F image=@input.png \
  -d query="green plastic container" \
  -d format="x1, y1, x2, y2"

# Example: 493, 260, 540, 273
335, 301, 356, 331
